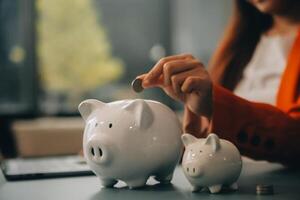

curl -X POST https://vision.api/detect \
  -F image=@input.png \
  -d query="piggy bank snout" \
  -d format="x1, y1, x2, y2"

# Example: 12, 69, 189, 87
86, 139, 111, 165
184, 163, 203, 178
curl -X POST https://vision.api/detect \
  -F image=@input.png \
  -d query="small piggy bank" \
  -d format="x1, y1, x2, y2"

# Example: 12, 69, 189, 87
78, 99, 182, 189
181, 133, 242, 193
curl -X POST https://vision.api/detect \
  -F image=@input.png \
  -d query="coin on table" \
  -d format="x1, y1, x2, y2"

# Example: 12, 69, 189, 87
131, 78, 144, 93
256, 184, 274, 195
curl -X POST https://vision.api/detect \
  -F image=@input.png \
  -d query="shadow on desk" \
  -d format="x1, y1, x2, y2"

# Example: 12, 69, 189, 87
90, 182, 243, 200
90, 184, 184, 200
90, 160, 300, 200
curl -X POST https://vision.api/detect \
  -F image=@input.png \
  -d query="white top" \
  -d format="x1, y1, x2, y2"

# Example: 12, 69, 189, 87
234, 33, 296, 105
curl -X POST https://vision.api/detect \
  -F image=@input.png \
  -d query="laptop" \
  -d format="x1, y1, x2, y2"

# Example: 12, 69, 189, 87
1, 155, 94, 181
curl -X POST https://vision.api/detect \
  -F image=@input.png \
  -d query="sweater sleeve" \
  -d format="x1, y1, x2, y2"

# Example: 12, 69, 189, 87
210, 84, 300, 166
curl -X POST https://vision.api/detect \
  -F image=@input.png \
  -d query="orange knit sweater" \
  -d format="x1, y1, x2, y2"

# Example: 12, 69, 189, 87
184, 29, 300, 166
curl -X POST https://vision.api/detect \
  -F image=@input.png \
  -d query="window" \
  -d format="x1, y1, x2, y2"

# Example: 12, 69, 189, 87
37, 0, 173, 115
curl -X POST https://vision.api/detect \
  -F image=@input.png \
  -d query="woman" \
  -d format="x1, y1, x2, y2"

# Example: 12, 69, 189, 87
137, 0, 300, 166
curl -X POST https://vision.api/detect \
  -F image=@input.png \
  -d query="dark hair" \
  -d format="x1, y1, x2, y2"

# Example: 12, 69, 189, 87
209, 0, 273, 90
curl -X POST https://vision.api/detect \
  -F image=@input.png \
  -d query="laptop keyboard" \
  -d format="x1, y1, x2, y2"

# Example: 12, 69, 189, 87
3, 155, 91, 175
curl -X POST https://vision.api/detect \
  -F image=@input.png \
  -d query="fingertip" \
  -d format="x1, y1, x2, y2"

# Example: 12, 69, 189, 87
181, 86, 186, 93
141, 79, 150, 88
181, 85, 191, 93
136, 74, 147, 80
143, 73, 157, 85
145, 73, 154, 83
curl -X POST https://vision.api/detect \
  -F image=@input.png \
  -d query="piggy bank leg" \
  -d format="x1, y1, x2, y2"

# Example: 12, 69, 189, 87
208, 185, 222, 193
154, 172, 173, 184
126, 177, 148, 189
191, 186, 203, 192
99, 178, 118, 188
230, 182, 238, 190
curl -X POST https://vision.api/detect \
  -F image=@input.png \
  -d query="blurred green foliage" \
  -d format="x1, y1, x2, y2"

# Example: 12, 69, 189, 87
37, 0, 124, 94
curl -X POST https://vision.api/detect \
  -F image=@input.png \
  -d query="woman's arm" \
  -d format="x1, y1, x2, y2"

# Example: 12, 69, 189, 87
185, 84, 300, 166
136, 53, 300, 166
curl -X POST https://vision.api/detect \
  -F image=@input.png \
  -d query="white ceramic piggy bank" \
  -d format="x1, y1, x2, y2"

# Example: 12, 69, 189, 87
78, 99, 182, 189
181, 133, 242, 193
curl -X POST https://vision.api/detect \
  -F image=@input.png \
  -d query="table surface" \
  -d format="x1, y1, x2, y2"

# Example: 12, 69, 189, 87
0, 158, 299, 200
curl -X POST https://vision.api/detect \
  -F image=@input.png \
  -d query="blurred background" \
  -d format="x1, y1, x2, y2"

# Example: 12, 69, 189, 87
0, 0, 231, 158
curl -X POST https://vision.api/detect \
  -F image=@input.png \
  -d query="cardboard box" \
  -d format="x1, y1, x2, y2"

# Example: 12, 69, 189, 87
12, 117, 84, 157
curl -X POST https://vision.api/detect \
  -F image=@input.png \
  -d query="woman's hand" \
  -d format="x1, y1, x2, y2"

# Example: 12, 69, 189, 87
136, 54, 213, 119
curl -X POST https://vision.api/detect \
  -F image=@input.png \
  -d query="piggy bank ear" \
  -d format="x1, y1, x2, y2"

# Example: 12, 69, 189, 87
181, 133, 197, 147
123, 99, 153, 129
204, 133, 220, 152
78, 99, 105, 121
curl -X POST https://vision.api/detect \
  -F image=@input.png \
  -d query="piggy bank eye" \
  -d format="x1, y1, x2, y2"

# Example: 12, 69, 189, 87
199, 150, 202, 153
95, 123, 98, 127
109, 123, 112, 128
